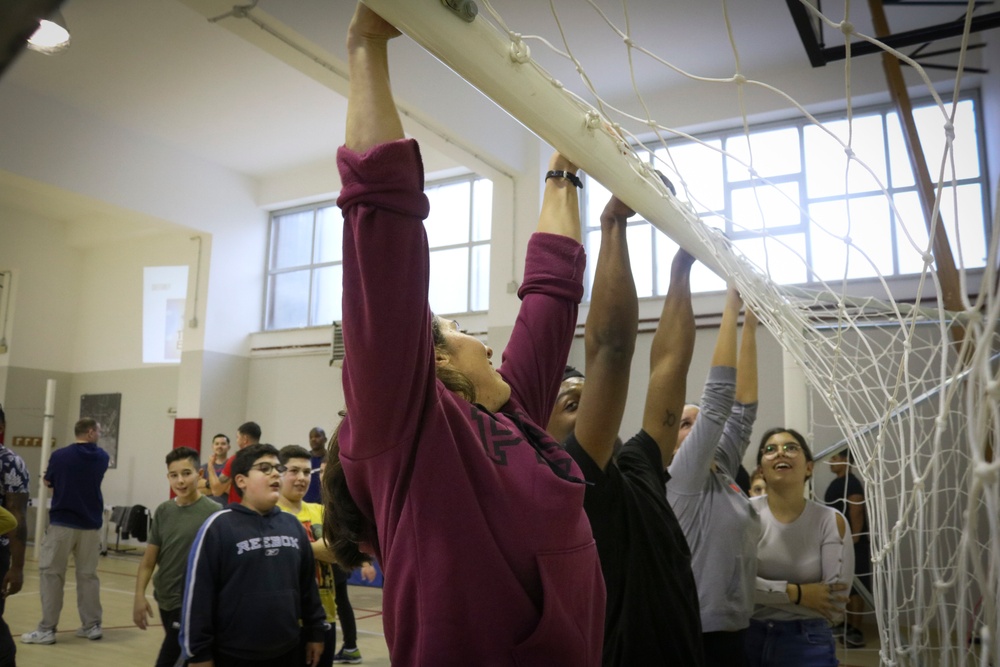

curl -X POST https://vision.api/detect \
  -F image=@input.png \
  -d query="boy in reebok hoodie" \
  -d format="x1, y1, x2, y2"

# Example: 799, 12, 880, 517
180, 443, 326, 667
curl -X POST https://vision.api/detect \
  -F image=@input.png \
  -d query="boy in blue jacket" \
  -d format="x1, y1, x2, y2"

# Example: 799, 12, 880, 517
180, 443, 326, 667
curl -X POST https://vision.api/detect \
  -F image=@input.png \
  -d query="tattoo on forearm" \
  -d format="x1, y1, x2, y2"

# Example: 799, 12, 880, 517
663, 411, 677, 427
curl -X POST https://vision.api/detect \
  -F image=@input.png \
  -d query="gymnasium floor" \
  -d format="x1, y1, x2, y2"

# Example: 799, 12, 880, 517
6, 549, 884, 666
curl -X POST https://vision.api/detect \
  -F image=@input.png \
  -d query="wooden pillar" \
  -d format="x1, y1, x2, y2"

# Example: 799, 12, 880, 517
867, 0, 967, 344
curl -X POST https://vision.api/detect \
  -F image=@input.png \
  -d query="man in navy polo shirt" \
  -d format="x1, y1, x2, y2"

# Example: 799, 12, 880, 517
22, 417, 110, 646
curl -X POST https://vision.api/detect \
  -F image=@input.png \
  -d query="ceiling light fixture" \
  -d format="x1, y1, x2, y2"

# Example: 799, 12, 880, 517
27, 10, 70, 55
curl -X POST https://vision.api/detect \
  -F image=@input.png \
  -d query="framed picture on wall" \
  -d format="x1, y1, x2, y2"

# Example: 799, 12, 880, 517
80, 393, 121, 468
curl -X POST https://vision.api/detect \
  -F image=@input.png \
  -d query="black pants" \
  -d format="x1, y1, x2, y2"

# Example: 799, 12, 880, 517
703, 628, 749, 667
0, 545, 15, 667
216, 646, 303, 667
156, 607, 183, 667
333, 565, 357, 647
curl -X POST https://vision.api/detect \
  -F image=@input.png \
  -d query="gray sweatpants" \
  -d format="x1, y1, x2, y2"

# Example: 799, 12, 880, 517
36, 524, 102, 632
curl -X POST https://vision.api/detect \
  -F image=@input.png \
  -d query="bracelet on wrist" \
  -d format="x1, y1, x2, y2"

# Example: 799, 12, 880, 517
545, 170, 583, 188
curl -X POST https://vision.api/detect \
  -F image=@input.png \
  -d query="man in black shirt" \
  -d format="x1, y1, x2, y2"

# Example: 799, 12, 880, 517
547, 189, 704, 667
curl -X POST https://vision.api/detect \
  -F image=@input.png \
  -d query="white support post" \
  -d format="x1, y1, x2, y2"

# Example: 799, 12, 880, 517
33, 379, 56, 559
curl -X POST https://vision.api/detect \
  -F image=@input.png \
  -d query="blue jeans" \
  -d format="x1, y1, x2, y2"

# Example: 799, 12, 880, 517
746, 618, 838, 667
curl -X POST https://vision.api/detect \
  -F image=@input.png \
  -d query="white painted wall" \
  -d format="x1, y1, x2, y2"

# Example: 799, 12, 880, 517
0, 212, 81, 372
246, 351, 344, 448
72, 232, 198, 373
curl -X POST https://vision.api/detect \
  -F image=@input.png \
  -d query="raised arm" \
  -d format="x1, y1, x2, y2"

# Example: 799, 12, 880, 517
345, 4, 402, 153
499, 155, 586, 422
338, 3, 435, 452
735, 307, 757, 406
536, 153, 582, 242
642, 249, 697, 469
573, 195, 638, 470
666, 285, 741, 489
711, 300, 760, 479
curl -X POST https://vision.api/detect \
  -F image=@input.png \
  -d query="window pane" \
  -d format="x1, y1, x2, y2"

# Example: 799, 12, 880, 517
939, 183, 987, 269
655, 140, 724, 211
425, 181, 471, 248
470, 244, 490, 311
655, 233, 679, 295
809, 196, 893, 281
913, 99, 980, 180
627, 224, 654, 298
726, 128, 800, 181
268, 270, 309, 329
314, 206, 343, 264
736, 233, 808, 285
428, 247, 469, 314
886, 113, 915, 189
892, 191, 931, 275
271, 210, 314, 270
732, 182, 801, 232
586, 177, 613, 231
653, 233, 728, 295
472, 179, 493, 242
585, 228, 602, 300
805, 115, 887, 198
312, 265, 343, 325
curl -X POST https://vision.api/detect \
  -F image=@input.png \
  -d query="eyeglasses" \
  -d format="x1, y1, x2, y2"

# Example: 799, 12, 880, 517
249, 462, 287, 475
762, 442, 803, 458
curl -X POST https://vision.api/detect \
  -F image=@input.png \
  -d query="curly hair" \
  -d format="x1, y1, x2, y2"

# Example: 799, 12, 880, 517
431, 315, 477, 403
322, 315, 480, 569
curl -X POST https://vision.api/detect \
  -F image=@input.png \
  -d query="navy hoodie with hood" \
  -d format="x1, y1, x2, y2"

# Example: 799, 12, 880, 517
179, 503, 326, 663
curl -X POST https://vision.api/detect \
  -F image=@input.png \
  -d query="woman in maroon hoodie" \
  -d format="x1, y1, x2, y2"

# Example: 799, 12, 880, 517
322, 5, 605, 666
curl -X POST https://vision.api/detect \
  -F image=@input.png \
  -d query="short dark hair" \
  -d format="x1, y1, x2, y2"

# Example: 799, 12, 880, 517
75, 418, 98, 437
0, 402, 5, 425
562, 365, 584, 382
834, 448, 854, 464
756, 427, 814, 466
212, 433, 230, 443
279, 444, 312, 465
166, 446, 200, 468
237, 422, 261, 441
231, 443, 279, 498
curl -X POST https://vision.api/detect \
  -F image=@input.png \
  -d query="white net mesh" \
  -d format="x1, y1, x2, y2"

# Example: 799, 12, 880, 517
368, 0, 999, 664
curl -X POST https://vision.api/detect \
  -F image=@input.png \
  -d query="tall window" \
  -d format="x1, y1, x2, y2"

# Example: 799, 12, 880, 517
265, 174, 493, 330
583, 93, 990, 297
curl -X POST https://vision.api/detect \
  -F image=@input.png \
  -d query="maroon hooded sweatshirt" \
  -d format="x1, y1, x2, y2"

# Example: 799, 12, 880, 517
337, 138, 605, 666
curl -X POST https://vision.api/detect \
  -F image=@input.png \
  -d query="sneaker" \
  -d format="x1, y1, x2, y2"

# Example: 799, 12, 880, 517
20, 629, 56, 645
332, 645, 363, 664
844, 624, 865, 648
75, 625, 103, 640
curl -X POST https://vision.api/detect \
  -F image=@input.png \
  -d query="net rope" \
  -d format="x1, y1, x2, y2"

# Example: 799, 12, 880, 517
470, 1, 997, 664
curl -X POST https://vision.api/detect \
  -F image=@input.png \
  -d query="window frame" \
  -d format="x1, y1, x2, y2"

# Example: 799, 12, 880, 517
264, 172, 492, 331
581, 90, 991, 300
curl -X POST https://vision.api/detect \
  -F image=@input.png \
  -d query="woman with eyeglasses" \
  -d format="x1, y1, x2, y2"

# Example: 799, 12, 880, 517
745, 428, 854, 667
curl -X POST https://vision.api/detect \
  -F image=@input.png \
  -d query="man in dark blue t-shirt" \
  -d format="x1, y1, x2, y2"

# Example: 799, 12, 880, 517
22, 417, 110, 646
